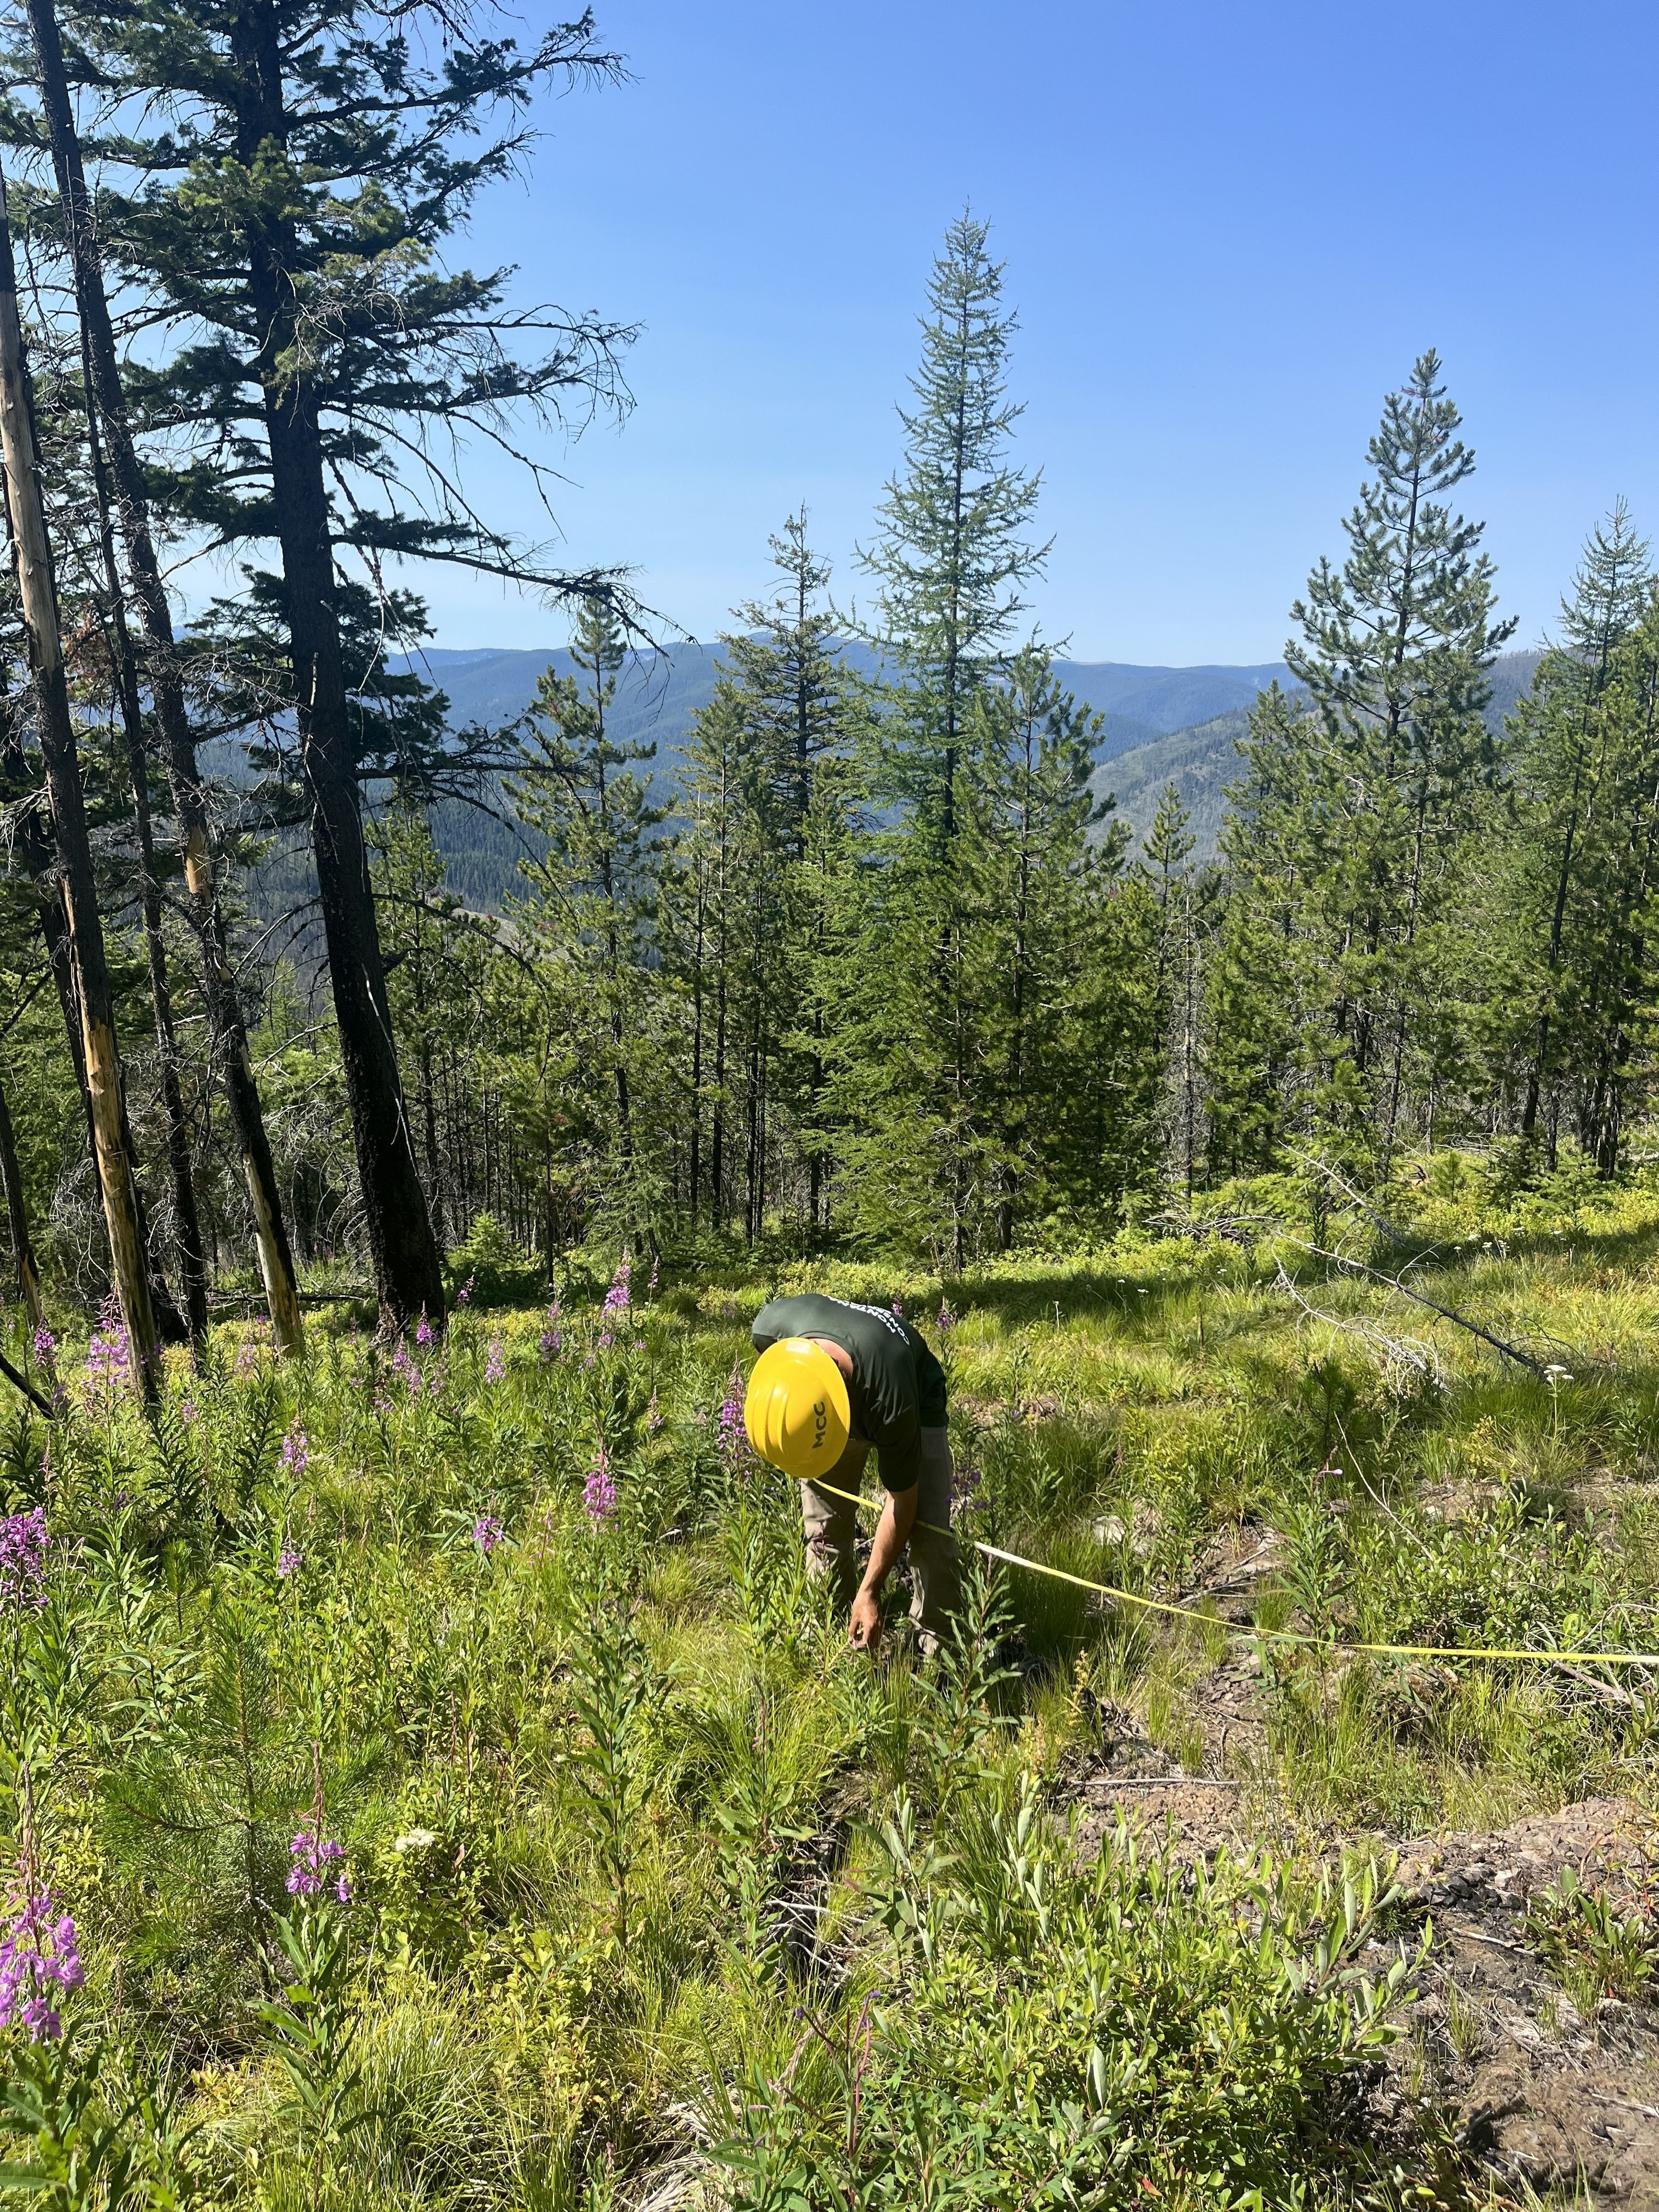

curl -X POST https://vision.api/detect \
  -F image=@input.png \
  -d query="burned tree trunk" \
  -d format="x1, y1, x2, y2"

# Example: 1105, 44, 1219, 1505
0, 176, 158, 1393
23, 0, 305, 1355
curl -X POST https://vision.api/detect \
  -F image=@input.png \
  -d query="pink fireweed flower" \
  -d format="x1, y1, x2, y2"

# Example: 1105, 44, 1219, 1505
583, 1443, 617, 1523
276, 1547, 303, 1579
179, 1395, 199, 1425
279, 1424, 309, 1480
936, 1300, 957, 1333
85, 1295, 132, 1400
645, 1390, 663, 1435
718, 1360, 749, 1474
646, 1257, 659, 1301
0, 1508, 48, 1612
539, 1304, 562, 1363
484, 1338, 505, 1384
30, 1324, 54, 1366
891, 1298, 904, 1319
0, 1889, 83, 2042
455, 1275, 474, 1307
596, 1331, 614, 1351
286, 1826, 346, 1898
391, 1344, 423, 1400
950, 1461, 983, 1513
415, 1311, 434, 1349
602, 1260, 631, 1319
473, 1515, 504, 1555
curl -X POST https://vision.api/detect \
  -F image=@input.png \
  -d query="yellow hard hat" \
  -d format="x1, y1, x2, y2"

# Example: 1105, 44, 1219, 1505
744, 1338, 851, 1479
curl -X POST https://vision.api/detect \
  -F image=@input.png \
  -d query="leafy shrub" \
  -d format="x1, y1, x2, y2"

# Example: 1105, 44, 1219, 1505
445, 1213, 544, 1308
716, 1784, 1419, 2208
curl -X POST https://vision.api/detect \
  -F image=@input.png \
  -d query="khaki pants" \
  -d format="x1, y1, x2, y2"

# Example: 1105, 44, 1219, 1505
800, 1429, 959, 1638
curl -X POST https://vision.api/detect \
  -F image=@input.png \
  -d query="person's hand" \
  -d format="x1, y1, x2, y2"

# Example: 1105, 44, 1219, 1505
848, 1588, 882, 1651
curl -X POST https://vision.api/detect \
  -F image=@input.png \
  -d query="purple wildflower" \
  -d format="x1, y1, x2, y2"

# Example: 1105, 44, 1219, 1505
235, 1331, 264, 1377
645, 1389, 663, 1435
891, 1297, 904, 1319
718, 1359, 749, 1473
179, 1395, 199, 1425
950, 1460, 983, 1513
597, 1331, 614, 1351
936, 1301, 957, 1334
484, 1338, 505, 1384
279, 1424, 309, 1481
456, 1276, 474, 1307
30, 1324, 54, 1367
473, 1514, 504, 1555
0, 1889, 83, 2042
602, 1260, 632, 1319
286, 1826, 346, 1898
0, 1509, 48, 1612
583, 1443, 617, 1523
276, 1547, 303, 1579
646, 1257, 659, 1301
415, 1311, 434, 1350
85, 1295, 132, 1400
335, 1874, 352, 1905
539, 1304, 562, 1363
391, 1344, 423, 1400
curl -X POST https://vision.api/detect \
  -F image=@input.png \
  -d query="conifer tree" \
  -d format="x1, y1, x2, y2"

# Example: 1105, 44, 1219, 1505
19, 0, 304, 1352
512, 597, 665, 1241
1142, 784, 1203, 1201
852, 214, 1048, 1263
45, 0, 635, 1330
0, 178, 157, 1385
1496, 504, 1654, 1155
1224, 353, 1510, 1173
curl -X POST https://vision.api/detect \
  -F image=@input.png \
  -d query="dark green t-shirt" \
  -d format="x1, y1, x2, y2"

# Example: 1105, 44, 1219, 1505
750, 1293, 947, 1493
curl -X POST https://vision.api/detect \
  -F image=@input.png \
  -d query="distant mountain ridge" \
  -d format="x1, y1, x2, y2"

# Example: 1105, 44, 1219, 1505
1095, 649, 1543, 861
398, 642, 1299, 907
396, 641, 1293, 758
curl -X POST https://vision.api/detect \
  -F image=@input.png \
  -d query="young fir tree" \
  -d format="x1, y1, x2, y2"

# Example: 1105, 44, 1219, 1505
40, 0, 635, 1330
512, 597, 666, 1244
1141, 784, 1204, 1203
1222, 352, 1510, 1175
1491, 504, 1654, 1159
848, 213, 1048, 1263
960, 647, 1123, 1245
714, 512, 860, 1239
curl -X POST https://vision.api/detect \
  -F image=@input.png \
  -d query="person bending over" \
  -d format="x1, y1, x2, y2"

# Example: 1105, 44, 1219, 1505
743, 1293, 958, 1650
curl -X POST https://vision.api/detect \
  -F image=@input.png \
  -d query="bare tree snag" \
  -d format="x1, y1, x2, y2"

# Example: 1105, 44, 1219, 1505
0, 1067, 42, 1330
0, 173, 159, 1395
22, 0, 306, 1356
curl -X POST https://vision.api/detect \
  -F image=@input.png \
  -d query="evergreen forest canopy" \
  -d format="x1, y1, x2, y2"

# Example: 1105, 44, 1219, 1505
0, 0, 1650, 1348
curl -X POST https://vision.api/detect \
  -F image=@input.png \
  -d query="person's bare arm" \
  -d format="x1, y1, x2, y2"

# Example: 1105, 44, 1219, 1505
849, 1483, 918, 1649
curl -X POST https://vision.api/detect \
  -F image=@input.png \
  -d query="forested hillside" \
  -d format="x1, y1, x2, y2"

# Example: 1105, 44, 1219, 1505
1101, 650, 1543, 857
396, 645, 1291, 907
0, 3, 1657, 2205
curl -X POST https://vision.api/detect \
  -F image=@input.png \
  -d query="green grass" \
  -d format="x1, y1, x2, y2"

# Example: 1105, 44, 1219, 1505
4, 1162, 1659, 2205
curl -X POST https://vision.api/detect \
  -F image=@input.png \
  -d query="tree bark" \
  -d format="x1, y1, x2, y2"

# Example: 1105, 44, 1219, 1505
0, 1068, 42, 1331
229, 0, 444, 1335
23, 0, 306, 1355
0, 176, 158, 1393
82, 382, 210, 1353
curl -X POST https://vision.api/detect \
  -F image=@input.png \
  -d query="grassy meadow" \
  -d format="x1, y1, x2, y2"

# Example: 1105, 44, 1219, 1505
4, 1154, 1659, 2208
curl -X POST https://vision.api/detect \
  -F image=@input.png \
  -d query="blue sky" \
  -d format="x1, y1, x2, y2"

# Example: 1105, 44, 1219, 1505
424, 0, 1659, 664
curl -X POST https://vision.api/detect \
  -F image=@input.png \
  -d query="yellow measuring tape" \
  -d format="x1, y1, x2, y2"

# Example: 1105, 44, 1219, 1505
809, 1479, 1659, 1672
